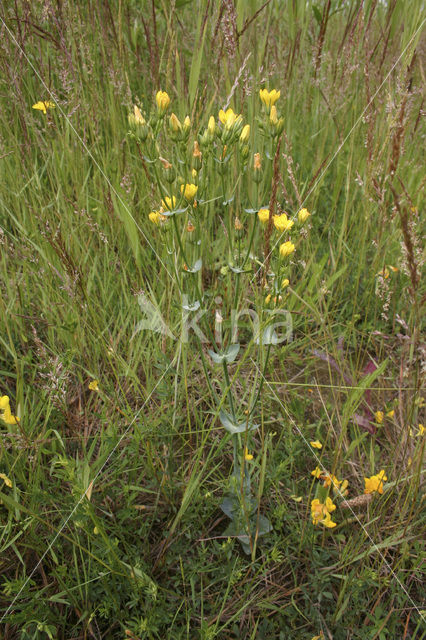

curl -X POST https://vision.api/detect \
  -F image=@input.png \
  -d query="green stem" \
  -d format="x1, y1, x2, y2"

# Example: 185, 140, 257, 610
222, 360, 236, 420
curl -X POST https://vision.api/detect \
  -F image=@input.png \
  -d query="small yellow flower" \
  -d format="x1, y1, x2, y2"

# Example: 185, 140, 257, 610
183, 115, 191, 131
279, 241, 295, 258
310, 440, 322, 449
257, 208, 270, 225
240, 124, 250, 143
374, 411, 384, 424
244, 447, 253, 461
155, 90, 170, 115
325, 497, 336, 513
0, 473, 12, 488
417, 423, 424, 436
32, 100, 55, 114
364, 470, 387, 495
270, 105, 278, 125
265, 294, 271, 304
386, 409, 395, 418
273, 214, 294, 233
298, 208, 311, 223
322, 473, 342, 489
340, 479, 349, 496
218, 107, 241, 129
162, 196, 177, 211
149, 211, 161, 225
88, 380, 99, 391
311, 466, 322, 478
259, 88, 281, 109
0, 396, 9, 410
180, 183, 198, 202
281, 278, 290, 288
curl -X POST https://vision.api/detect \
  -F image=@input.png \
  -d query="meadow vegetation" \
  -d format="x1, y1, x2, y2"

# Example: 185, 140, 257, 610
0, 1, 425, 638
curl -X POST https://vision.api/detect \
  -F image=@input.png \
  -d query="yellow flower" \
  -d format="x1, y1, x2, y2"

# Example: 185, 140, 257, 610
219, 108, 240, 129
281, 278, 290, 288
265, 294, 271, 304
244, 447, 253, 461
155, 90, 170, 115
88, 380, 99, 391
325, 497, 336, 513
374, 411, 384, 424
311, 633, 324, 640
273, 214, 294, 233
322, 473, 342, 489
0, 473, 12, 488
279, 241, 295, 258
311, 466, 323, 478
298, 208, 311, 223
258, 208, 270, 225
386, 409, 395, 418
183, 115, 191, 131
240, 124, 250, 143
32, 100, 55, 114
417, 423, 424, 436
340, 479, 349, 496
364, 470, 387, 495
259, 88, 281, 109
311, 498, 337, 528
149, 211, 161, 225
310, 440, 322, 449
162, 196, 177, 211
180, 183, 198, 202
0, 395, 20, 425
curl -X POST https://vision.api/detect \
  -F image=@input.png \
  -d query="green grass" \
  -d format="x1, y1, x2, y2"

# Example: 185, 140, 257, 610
0, 1, 425, 638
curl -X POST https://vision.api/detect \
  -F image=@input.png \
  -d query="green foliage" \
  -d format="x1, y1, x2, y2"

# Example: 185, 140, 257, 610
0, 0, 424, 638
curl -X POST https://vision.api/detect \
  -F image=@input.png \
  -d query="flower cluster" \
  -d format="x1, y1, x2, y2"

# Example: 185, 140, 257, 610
311, 497, 337, 528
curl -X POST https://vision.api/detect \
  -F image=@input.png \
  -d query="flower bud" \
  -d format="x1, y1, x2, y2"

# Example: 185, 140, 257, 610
208, 115, 216, 137
279, 241, 295, 258
169, 112, 182, 138
240, 124, 250, 144
156, 90, 170, 116
128, 105, 148, 141
183, 115, 191, 140
160, 157, 176, 183
298, 208, 311, 223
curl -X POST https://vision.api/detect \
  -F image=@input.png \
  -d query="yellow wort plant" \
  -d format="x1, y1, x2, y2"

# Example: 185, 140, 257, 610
127, 88, 312, 555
